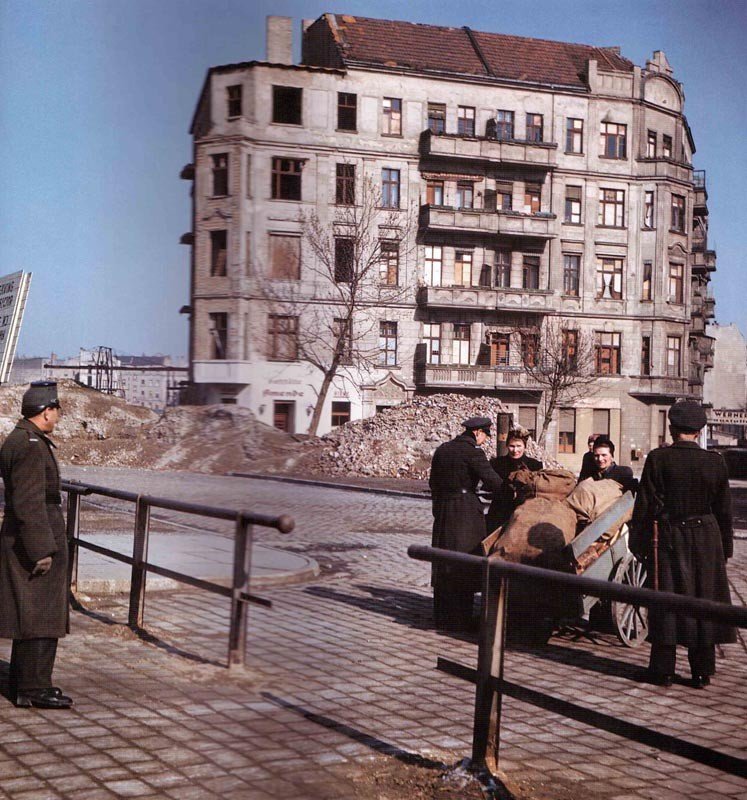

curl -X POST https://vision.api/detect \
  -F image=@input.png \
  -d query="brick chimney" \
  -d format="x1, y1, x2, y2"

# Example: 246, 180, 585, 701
266, 16, 293, 64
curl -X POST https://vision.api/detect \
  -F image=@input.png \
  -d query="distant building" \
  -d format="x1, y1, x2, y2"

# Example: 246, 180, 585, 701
180, 13, 718, 468
704, 323, 747, 445
9, 350, 186, 413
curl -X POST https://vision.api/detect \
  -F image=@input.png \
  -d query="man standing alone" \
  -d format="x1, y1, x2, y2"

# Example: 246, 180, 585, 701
0, 381, 73, 708
429, 417, 502, 630
630, 400, 734, 688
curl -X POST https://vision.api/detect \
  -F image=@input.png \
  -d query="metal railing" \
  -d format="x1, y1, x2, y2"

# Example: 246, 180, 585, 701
408, 498, 747, 776
62, 480, 294, 668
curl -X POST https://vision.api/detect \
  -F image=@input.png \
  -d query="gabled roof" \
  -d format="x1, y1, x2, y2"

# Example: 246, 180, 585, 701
307, 14, 634, 89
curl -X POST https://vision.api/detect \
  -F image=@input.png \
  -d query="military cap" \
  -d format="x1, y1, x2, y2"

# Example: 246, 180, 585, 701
22, 381, 60, 418
463, 416, 492, 435
668, 400, 707, 432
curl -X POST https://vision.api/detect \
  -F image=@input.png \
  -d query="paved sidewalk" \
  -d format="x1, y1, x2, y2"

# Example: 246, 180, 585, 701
0, 469, 743, 800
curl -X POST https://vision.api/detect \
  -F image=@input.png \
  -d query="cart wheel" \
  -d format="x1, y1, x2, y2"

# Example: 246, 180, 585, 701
611, 554, 649, 647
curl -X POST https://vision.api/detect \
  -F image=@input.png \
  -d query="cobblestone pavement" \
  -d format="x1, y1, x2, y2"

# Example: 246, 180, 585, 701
0, 468, 744, 800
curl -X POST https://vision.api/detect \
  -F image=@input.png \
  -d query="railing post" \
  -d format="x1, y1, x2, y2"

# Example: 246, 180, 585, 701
471, 557, 509, 774
128, 496, 151, 629
228, 514, 253, 669
66, 490, 82, 594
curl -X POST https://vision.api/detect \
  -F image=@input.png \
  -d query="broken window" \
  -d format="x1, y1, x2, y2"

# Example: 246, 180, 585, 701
269, 234, 300, 280
522, 256, 540, 290
209, 312, 228, 359
644, 190, 655, 228
335, 163, 355, 205
211, 154, 229, 196
454, 251, 473, 287
671, 194, 686, 233
495, 110, 514, 140
566, 118, 583, 153
598, 188, 625, 227
382, 98, 402, 135
337, 92, 357, 131
334, 237, 354, 283
271, 157, 303, 200
526, 113, 543, 142
494, 249, 511, 288
523, 182, 541, 214
424, 245, 442, 286
423, 323, 441, 365
272, 85, 302, 125
267, 314, 298, 361
600, 122, 627, 159
452, 323, 471, 365
662, 134, 673, 159
210, 230, 227, 277
668, 262, 684, 303
558, 408, 576, 453
563, 254, 580, 296
595, 331, 621, 374
458, 106, 475, 136
379, 241, 399, 286
489, 332, 510, 367
596, 257, 623, 299
381, 168, 400, 208
564, 185, 582, 223
427, 103, 446, 134
642, 260, 653, 301
456, 182, 474, 209
426, 180, 444, 206
227, 85, 242, 118
666, 336, 681, 377
647, 130, 657, 158
379, 321, 398, 365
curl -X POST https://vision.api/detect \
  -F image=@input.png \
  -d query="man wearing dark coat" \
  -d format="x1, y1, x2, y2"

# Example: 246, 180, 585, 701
630, 400, 735, 689
429, 417, 502, 630
578, 433, 600, 482
588, 437, 637, 493
0, 381, 72, 709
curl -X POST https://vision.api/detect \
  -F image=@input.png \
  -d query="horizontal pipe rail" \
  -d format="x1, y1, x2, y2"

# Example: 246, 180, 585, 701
62, 480, 293, 532
408, 545, 747, 627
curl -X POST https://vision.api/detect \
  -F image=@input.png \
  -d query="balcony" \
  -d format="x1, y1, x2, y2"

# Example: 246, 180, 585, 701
420, 130, 558, 168
691, 248, 716, 274
690, 334, 716, 358
416, 364, 544, 391
628, 375, 689, 398
416, 285, 552, 313
692, 170, 708, 213
635, 157, 693, 182
419, 204, 556, 238
193, 360, 253, 385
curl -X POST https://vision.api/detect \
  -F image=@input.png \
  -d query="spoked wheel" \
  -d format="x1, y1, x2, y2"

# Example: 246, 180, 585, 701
611, 554, 649, 647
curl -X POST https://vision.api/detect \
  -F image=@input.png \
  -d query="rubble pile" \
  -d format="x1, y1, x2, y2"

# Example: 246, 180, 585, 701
299, 394, 556, 479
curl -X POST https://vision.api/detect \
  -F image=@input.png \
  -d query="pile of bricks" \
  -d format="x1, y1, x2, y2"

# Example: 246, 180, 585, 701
304, 394, 552, 479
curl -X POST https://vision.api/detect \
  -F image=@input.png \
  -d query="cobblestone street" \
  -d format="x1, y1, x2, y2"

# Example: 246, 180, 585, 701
0, 468, 744, 799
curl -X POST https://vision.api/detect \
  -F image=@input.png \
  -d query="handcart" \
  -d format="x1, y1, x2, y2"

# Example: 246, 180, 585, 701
566, 492, 649, 647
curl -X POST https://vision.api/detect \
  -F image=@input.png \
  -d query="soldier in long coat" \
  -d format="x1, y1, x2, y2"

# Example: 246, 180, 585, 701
630, 400, 735, 689
429, 417, 502, 630
0, 381, 72, 708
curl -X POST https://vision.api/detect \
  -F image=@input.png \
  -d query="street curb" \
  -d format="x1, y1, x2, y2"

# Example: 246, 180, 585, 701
75, 560, 321, 596
227, 471, 432, 500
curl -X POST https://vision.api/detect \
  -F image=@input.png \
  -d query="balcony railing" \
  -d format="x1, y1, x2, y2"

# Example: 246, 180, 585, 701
416, 285, 552, 312
628, 375, 689, 397
419, 204, 556, 238
635, 158, 693, 182
416, 364, 545, 391
420, 129, 558, 168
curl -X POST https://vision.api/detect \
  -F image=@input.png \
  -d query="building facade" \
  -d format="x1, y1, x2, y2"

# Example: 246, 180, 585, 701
182, 13, 717, 468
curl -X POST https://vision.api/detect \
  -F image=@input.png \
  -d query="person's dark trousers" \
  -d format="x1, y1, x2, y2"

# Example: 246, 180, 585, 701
9, 638, 58, 695
649, 643, 716, 677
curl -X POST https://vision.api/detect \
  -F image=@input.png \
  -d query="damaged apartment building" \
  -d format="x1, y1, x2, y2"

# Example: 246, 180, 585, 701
180, 13, 717, 470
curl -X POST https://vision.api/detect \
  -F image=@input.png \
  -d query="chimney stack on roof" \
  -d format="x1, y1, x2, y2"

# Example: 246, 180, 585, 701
266, 16, 293, 64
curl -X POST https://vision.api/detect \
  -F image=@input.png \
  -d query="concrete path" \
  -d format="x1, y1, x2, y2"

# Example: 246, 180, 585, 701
0, 467, 743, 800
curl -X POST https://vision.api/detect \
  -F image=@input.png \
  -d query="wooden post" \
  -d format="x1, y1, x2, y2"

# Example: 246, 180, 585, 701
128, 497, 151, 629
496, 412, 512, 458
228, 515, 253, 668
66, 491, 81, 594
471, 558, 509, 773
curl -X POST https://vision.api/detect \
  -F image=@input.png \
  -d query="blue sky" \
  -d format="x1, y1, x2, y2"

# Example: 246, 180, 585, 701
1, 0, 745, 358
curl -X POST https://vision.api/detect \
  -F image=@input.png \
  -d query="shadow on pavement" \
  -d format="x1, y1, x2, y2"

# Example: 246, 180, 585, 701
260, 691, 515, 799
70, 594, 226, 669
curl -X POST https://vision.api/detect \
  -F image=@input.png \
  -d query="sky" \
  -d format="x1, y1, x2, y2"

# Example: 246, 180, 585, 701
1, 0, 745, 359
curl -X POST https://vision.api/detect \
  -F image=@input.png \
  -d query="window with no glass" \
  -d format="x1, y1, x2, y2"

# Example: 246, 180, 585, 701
496, 182, 513, 211
641, 260, 652, 300
562, 329, 578, 368
209, 312, 228, 359
668, 263, 684, 303
666, 336, 681, 377
522, 256, 540, 290
211, 154, 229, 196
671, 194, 686, 232
331, 401, 351, 427
335, 163, 355, 205
595, 331, 621, 374
337, 92, 357, 131
454, 251, 473, 287
641, 335, 651, 375
332, 318, 353, 364
494, 249, 511, 288
495, 110, 514, 140
426, 181, 444, 206
272, 86, 302, 125
382, 98, 402, 135
267, 315, 298, 361
490, 332, 510, 367
558, 408, 576, 453
269, 234, 300, 280
662, 134, 673, 159
523, 182, 541, 214
644, 190, 655, 228
646, 130, 657, 158
334, 238, 354, 283
271, 158, 303, 200
427, 103, 446, 134
210, 230, 227, 277
456, 182, 474, 209
379, 241, 399, 286
227, 85, 242, 118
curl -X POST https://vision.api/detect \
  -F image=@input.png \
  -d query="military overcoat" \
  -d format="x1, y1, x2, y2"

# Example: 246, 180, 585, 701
0, 418, 68, 639
629, 441, 735, 647
429, 432, 502, 555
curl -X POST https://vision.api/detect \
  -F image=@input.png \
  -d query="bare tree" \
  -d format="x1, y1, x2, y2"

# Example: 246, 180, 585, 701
515, 316, 598, 446
260, 173, 415, 436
